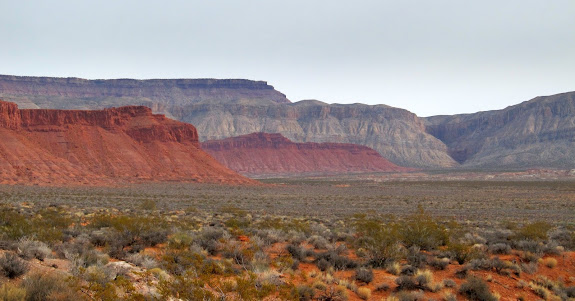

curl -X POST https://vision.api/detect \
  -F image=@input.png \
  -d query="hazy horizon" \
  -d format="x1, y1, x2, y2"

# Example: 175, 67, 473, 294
1, 0, 574, 117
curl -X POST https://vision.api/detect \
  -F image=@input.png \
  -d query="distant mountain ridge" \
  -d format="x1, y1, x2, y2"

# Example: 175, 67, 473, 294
0, 75, 454, 168
201, 132, 409, 177
0, 74, 290, 109
1, 74, 574, 169
425, 91, 575, 168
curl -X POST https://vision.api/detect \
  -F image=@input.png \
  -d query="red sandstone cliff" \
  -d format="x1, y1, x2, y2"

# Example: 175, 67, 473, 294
201, 133, 410, 177
0, 100, 253, 185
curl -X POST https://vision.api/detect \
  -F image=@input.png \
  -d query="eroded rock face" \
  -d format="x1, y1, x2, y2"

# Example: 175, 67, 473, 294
0, 75, 455, 168
425, 92, 575, 168
186, 101, 457, 168
0, 100, 253, 185
0, 75, 290, 109
201, 132, 411, 177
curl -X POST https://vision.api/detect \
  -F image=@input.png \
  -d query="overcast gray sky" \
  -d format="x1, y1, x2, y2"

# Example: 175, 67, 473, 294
1, 1, 574, 116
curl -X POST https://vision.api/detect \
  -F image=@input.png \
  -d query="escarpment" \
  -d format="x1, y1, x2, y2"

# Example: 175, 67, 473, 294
201, 132, 410, 177
0, 100, 253, 185
425, 91, 575, 168
184, 101, 457, 168
0, 75, 456, 168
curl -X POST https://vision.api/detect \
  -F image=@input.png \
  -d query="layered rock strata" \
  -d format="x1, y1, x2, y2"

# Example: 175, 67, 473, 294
0, 100, 253, 185
201, 132, 410, 177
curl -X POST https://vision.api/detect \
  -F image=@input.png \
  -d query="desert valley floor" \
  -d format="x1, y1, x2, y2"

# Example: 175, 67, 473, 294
1, 177, 574, 301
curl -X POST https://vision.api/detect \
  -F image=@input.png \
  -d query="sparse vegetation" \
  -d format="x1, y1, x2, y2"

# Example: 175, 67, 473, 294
0, 179, 572, 299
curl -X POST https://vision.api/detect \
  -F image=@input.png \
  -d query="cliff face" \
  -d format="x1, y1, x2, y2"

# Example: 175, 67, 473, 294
201, 132, 409, 177
182, 101, 457, 168
425, 92, 575, 168
0, 75, 455, 168
0, 75, 290, 110
0, 100, 253, 185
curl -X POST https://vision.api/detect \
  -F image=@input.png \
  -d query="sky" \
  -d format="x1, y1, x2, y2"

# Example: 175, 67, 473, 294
1, 1, 574, 116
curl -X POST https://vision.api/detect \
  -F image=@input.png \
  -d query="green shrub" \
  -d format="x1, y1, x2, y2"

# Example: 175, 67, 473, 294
515, 221, 552, 241
396, 207, 449, 250
353, 217, 403, 267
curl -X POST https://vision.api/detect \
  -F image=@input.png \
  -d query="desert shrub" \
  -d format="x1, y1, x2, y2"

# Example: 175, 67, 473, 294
549, 227, 575, 250
126, 253, 158, 269
25, 209, 73, 242
458, 276, 498, 301
455, 266, 469, 279
520, 253, 541, 266
16, 238, 51, 261
353, 267, 374, 284
316, 258, 330, 271
406, 246, 427, 268
375, 282, 390, 291
286, 230, 307, 244
468, 258, 493, 271
400, 265, 417, 276
488, 243, 511, 254
514, 221, 552, 241
386, 262, 401, 275
223, 246, 254, 266
564, 286, 575, 298
542, 257, 558, 268
529, 283, 550, 300
539, 240, 562, 255
139, 199, 156, 210
294, 284, 315, 301
414, 269, 433, 288
168, 232, 194, 249
157, 271, 217, 300
356, 287, 371, 300
514, 240, 541, 253
195, 227, 227, 255
140, 229, 169, 247
22, 272, 74, 301
353, 216, 403, 267
161, 249, 205, 276
0, 282, 26, 301
234, 273, 278, 300
250, 250, 271, 272
396, 207, 449, 250
0, 207, 31, 241
447, 241, 483, 264
315, 285, 348, 301
395, 275, 418, 290
0, 252, 29, 278
392, 290, 424, 301
442, 290, 457, 301
314, 251, 357, 271
443, 278, 457, 288
287, 244, 307, 261
428, 257, 450, 270
308, 235, 330, 249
